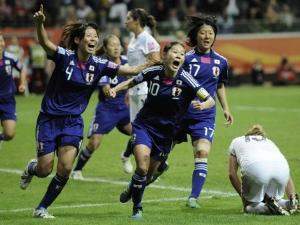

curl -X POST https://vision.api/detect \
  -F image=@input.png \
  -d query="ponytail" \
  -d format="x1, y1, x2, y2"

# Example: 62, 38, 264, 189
245, 124, 266, 137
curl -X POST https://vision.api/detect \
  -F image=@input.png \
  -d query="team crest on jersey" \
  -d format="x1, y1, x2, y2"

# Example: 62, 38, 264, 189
172, 87, 182, 98
212, 66, 220, 78
85, 73, 94, 84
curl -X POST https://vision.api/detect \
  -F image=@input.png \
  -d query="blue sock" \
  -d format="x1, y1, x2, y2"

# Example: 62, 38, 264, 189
0, 133, 4, 141
131, 172, 146, 208
37, 173, 68, 209
190, 159, 208, 199
123, 138, 133, 158
74, 147, 92, 171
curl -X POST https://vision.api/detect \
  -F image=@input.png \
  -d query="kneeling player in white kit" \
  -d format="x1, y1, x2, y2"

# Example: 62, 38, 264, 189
228, 124, 298, 215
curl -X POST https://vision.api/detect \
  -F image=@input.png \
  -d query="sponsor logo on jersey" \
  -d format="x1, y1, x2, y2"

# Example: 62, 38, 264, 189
153, 75, 160, 80
191, 58, 198, 63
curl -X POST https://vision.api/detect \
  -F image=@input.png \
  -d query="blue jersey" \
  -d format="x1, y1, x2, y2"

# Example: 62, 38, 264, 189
183, 48, 228, 119
41, 46, 120, 116
0, 51, 23, 97
98, 55, 128, 110
133, 65, 203, 138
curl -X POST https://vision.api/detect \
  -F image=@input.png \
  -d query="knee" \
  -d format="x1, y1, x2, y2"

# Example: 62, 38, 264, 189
3, 132, 15, 141
135, 166, 148, 176
37, 164, 53, 177
87, 137, 101, 151
57, 163, 73, 177
194, 150, 209, 159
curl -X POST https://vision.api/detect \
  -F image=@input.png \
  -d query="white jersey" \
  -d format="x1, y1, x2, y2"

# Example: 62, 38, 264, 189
228, 135, 288, 174
127, 30, 160, 95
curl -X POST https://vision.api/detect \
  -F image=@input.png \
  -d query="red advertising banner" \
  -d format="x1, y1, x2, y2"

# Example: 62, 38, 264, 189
214, 33, 300, 75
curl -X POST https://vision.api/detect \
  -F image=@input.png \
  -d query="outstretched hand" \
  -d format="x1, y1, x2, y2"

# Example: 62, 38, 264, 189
33, 4, 45, 25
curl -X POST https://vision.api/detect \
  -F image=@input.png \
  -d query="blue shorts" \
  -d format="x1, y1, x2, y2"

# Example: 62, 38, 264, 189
88, 103, 130, 137
132, 120, 173, 161
0, 96, 16, 121
35, 112, 83, 157
178, 117, 216, 143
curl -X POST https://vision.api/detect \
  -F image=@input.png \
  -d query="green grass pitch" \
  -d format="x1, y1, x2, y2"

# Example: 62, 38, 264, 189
0, 86, 299, 225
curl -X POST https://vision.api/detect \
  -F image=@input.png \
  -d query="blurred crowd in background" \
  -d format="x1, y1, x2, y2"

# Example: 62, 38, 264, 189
1, 0, 300, 94
1, 0, 300, 33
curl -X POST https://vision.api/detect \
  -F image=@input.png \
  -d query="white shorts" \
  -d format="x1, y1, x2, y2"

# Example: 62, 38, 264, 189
242, 160, 289, 203
129, 94, 147, 122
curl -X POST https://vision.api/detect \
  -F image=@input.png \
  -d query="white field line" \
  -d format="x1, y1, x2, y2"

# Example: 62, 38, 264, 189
0, 196, 214, 213
0, 168, 237, 197
234, 105, 300, 113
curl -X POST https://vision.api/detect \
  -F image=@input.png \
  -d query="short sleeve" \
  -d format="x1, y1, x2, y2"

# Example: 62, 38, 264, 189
102, 60, 120, 78
143, 35, 160, 55
47, 46, 68, 64
132, 65, 162, 85
98, 76, 110, 86
11, 57, 22, 72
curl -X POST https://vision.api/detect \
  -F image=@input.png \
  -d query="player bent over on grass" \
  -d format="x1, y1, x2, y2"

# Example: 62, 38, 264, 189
228, 124, 299, 215
112, 42, 215, 219
19, 5, 156, 219
0, 33, 26, 148
72, 35, 132, 180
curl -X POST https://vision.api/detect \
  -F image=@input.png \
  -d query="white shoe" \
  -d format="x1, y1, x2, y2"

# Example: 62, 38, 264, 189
71, 170, 84, 180
20, 159, 37, 190
33, 207, 55, 219
121, 152, 133, 174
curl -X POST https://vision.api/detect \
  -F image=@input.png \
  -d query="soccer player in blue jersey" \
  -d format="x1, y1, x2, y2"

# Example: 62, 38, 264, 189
112, 42, 215, 219
180, 15, 234, 208
19, 5, 155, 219
147, 14, 234, 208
71, 34, 132, 179
0, 33, 26, 148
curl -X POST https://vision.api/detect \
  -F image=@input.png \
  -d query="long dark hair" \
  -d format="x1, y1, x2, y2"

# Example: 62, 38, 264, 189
60, 22, 99, 50
186, 14, 218, 47
130, 8, 158, 38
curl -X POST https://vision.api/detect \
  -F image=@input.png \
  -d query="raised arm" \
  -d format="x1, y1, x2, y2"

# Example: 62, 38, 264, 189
33, 4, 57, 57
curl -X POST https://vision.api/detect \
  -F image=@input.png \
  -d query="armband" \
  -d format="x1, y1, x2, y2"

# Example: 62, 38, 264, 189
197, 88, 210, 100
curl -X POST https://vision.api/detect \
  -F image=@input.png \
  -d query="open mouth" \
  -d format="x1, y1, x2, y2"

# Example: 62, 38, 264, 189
170, 60, 180, 70
87, 44, 95, 51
